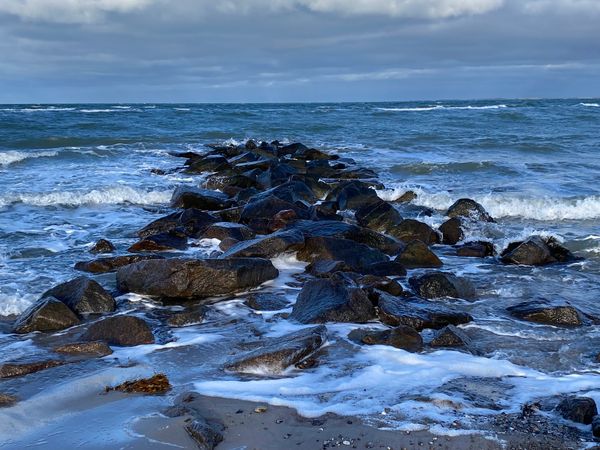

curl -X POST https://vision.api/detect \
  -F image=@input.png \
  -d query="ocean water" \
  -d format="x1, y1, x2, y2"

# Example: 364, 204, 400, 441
1, 99, 600, 446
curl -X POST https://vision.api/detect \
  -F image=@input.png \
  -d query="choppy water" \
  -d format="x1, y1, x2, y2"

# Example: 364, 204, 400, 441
1, 99, 600, 446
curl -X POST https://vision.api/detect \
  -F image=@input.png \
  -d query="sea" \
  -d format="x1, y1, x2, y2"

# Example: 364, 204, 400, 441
1, 99, 600, 447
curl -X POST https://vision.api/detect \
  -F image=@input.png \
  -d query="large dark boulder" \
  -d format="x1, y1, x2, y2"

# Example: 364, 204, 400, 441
378, 294, 473, 331
137, 209, 218, 239
225, 326, 326, 374
170, 186, 232, 211
247, 181, 317, 205
42, 277, 116, 315
128, 230, 188, 252
394, 240, 442, 268
13, 297, 80, 334
296, 236, 388, 272
117, 258, 278, 299
506, 301, 584, 327
456, 241, 495, 258
556, 397, 598, 424
185, 154, 231, 173
219, 230, 304, 259
290, 279, 375, 324
201, 222, 255, 241
75, 255, 163, 274
239, 195, 308, 234
439, 218, 464, 245
356, 325, 423, 352
325, 180, 381, 210
446, 198, 493, 222
361, 261, 407, 277
82, 315, 154, 346
501, 236, 576, 266
355, 200, 403, 233
409, 272, 476, 300
388, 219, 440, 245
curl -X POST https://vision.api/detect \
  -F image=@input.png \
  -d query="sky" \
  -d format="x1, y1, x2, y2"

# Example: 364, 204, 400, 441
0, 0, 599, 103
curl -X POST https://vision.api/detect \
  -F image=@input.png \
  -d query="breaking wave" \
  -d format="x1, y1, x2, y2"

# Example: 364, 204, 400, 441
0, 150, 59, 166
579, 103, 600, 108
376, 104, 508, 112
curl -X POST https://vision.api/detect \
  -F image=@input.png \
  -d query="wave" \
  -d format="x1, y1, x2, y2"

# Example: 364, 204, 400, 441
377, 186, 600, 221
0, 294, 33, 316
0, 150, 59, 166
79, 108, 141, 113
376, 104, 508, 112
0, 186, 172, 209
579, 102, 600, 108
0, 107, 76, 113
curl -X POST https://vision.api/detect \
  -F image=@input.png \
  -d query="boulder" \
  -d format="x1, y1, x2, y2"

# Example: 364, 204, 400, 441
357, 325, 423, 352
219, 230, 304, 259
556, 397, 597, 424
306, 260, 353, 277
506, 301, 583, 327
296, 236, 388, 272
138, 210, 218, 239
201, 222, 255, 241
240, 195, 308, 234
225, 325, 326, 374
446, 198, 493, 222
128, 230, 188, 252
185, 154, 231, 173
501, 236, 576, 266
89, 239, 115, 254
75, 255, 163, 274
358, 274, 404, 298
392, 191, 417, 203
42, 276, 116, 315
325, 180, 381, 210
166, 309, 206, 328
0, 360, 64, 379
354, 200, 403, 233
439, 218, 464, 245
361, 261, 407, 277
394, 240, 443, 268
53, 341, 113, 357
185, 418, 224, 450
170, 186, 232, 211
409, 272, 476, 300
13, 297, 81, 334
117, 258, 278, 298
244, 292, 289, 311
388, 219, 440, 245
430, 325, 472, 347
378, 294, 473, 331
248, 181, 317, 205
456, 241, 495, 258
82, 315, 154, 346
290, 279, 375, 324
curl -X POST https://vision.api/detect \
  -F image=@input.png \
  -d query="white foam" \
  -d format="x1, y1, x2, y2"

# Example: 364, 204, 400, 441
79, 108, 140, 113
0, 293, 34, 316
377, 186, 600, 221
375, 105, 507, 112
0, 186, 172, 209
0, 150, 59, 167
579, 102, 600, 107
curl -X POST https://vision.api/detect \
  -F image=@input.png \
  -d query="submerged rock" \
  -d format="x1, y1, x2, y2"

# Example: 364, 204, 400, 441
501, 236, 576, 266
225, 325, 326, 374
507, 301, 584, 327
556, 396, 597, 424
409, 272, 476, 300
107, 374, 171, 395
89, 239, 115, 254
53, 341, 113, 357
0, 393, 17, 407
13, 297, 80, 334
82, 315, 154, 346
446, 198, 494, 222
0, 360, 64, 379
42, 276, 116, 315
430, 325, 472, 348
74, 255, 163, 274
244, 292, 289, 311
117, 258, 278, 298
357, 325, 423, 352
290, 279, 375, 324
394, 239, 442, 268
166, 309, 206, 328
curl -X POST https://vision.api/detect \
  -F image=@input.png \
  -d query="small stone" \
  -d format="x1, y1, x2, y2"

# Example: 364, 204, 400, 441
254, 406, 268, 413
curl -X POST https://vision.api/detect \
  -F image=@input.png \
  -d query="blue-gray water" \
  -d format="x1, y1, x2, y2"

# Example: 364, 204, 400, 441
2, 99, 600, 446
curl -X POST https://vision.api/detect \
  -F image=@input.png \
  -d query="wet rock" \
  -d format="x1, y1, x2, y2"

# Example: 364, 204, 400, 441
13, 297, 80, 334
378, 294, 473, 331
218, 237, 239, 251
89, 239, 115, 254
117, 258, 278, 298
0, 393, 17, 407
185, 418, 224, 450
74, 255, 163, 274
0, 360, 64, 379
507, 301, 583, 327
325, 180, 381, 210
361, 261, 407, 277
354, 200, 403, 233
244, 292, 289, 311
501, 236, 576, 266
358, 274, 404, 298
388, 219, 440, 245
214, 206, 243, 223
430, 325, 472, 347
393, 191, 417, 203
201, 222, 255, 241
438, 217, 464, 245
171, 186, 232, 211
394, 240, 443, 268
409, 272, 476, 300
205, 172, 260, 192
42, 276, 116, 315
225, 325, 326, 373
556, 396, 597, 424
306, 259, 352, 277
128, 230, 188, 252
290, 279, 375, 324
185, 154, 231, 173
308, 201, 342, 221
446, 198, 494, 222
296, 236, 388, 272
456, 241, 495, 257
592, 415, 600, 437
240, 195, 308, 234
53, 341, 113, 356
138, 209, 218, 239
107, 374, 171, 395
219, 229, 304, 259
82, 315, 155, 346
166, 309, 206, 327
358, 325, 423, 352
248, 180, 317, 205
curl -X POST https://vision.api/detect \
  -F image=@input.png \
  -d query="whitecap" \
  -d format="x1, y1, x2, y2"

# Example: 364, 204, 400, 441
375, 105, 507, 112
0, 150, 59, 167
579, 102, 600, 108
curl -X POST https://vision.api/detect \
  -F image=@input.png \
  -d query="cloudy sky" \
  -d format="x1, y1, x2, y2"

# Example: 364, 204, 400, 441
0, 0, 599, 102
